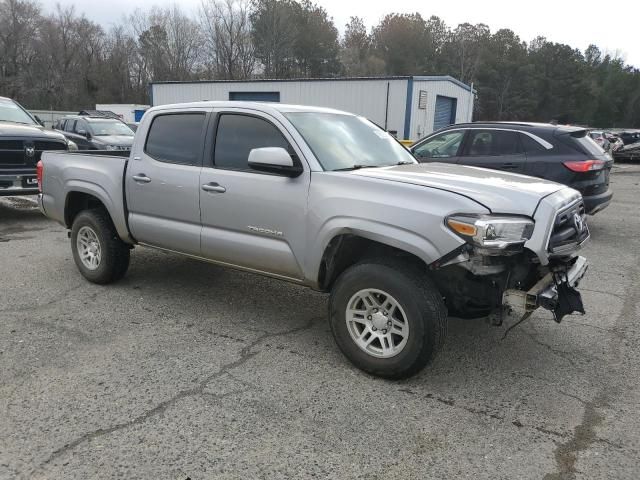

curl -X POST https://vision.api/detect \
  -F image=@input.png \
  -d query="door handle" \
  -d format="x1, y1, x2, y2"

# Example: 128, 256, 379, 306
501, 163, 518, 169
132, 174, 151, 183
201, 182, 226, 193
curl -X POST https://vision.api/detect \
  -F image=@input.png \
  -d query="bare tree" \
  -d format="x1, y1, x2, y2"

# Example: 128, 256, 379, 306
0, 0, 42, 98
200, 0, 255, 79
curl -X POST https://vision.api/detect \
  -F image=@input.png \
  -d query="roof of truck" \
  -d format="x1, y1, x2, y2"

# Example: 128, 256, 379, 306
150, 101, 353, 116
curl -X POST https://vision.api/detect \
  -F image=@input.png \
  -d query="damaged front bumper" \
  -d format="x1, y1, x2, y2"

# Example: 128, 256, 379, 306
502, 256, 588, 323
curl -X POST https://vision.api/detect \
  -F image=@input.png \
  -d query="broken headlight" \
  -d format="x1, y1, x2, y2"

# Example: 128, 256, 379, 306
446, 214, 534, 251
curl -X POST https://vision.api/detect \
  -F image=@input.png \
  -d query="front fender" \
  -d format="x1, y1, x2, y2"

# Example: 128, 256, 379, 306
307, 216, 463, 285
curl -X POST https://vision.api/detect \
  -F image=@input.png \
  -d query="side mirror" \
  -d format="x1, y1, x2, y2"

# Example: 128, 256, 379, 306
34, 115, 44, 126
77, 129, 90, 139
248, 147, 303, 177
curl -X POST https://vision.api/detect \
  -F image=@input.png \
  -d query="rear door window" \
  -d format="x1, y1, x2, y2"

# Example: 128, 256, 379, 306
144, 113, 206, 165
64, 120, 76, 133
463, 130, 522, 156
520, 134, 547, 153
213, 114, 290, 171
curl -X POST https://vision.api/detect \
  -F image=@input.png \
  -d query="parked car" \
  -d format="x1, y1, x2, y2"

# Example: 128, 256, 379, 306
613, 141, 640, 161
54, 114, 135, 151
619, 131, 640, 146
604, 132, 624, 152
37, 102, 590, 379
588, 130, 610, 151
0, 96, 73, 196
410, 122, 613, 215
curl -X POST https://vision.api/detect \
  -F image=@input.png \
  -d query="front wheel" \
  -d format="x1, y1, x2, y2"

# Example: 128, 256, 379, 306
70, 209, 130, 284
329, 259, 447, 379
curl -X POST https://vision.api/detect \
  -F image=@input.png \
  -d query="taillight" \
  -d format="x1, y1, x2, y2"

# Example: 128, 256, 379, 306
563, 160, 605, 172
36, 160, 43, 192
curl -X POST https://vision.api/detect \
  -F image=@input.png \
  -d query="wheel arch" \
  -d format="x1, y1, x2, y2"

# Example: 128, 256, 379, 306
316, 232, 434, 292
63, 181, 132, 243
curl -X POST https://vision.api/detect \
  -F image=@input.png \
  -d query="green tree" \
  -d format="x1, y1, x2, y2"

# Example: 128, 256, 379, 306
528, 37, 590, 123
372, 13, 430, 75
250, 0, 298, 77
340, 16, 385, 76
292, 0, 340, 77
474, 29, 535, 120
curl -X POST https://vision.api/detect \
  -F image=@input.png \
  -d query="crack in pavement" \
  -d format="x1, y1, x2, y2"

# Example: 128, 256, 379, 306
33, 315, 321, 476
398, 387, 624, 454
521, 330, 583, 369
579, 288, 627, 302
0, 283, 85, 314
398, 388, 504, 421
561, 319, 626, 338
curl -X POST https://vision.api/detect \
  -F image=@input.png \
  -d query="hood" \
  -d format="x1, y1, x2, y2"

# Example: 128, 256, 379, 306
349, 163, 565, 216
91, 135, 134, 147
0, 121, 67, 141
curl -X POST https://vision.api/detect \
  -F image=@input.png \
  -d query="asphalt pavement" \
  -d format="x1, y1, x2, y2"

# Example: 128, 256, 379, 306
1, 164, 639, 479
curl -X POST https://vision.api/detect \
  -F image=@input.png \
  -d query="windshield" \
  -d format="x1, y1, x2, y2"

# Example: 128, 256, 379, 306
284, 112, 416, 171
88, 120, 134, 136
0, 99, 37, 125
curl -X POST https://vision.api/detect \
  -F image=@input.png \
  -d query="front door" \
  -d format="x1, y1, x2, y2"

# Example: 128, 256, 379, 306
125, 110, 209, 256
199, 110, 309, 280
411, 129, 465, 164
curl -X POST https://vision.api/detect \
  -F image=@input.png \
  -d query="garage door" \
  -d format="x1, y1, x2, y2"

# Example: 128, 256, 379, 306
229, 92, 280, 102
433, 95, 457, 131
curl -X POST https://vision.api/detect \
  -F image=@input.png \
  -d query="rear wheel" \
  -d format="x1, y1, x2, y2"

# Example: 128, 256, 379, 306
329, 258, 447, 379
70, 209, 130, 284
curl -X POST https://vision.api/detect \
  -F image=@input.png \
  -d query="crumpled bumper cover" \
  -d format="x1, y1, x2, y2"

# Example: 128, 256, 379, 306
503, 256, 588, 322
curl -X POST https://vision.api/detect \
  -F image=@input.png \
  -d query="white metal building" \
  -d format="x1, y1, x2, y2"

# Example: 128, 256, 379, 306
150, 76, 475, 142
95, 104, 150, 123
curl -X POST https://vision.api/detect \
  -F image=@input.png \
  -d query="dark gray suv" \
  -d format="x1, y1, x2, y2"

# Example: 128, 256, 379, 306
54, 115, 135, 152
410, 122, 613, 214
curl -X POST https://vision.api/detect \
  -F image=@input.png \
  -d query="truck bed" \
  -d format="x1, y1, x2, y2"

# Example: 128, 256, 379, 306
38, 151, 133, 243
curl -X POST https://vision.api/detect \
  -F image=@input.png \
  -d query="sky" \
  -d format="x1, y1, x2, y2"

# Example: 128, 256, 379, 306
39, 0, 640, 68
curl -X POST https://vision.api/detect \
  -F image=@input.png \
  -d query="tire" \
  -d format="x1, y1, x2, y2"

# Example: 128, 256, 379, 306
70, 209, 130, 284
329, 258, 447, 379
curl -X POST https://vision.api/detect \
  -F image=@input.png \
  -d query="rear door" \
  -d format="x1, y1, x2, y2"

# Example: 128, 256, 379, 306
199, 109, 309, 279
125, 110, 209, 256
458, 129, 526, 173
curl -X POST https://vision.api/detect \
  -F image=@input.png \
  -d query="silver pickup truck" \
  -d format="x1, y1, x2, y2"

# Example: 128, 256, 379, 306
37, 102, 589, 378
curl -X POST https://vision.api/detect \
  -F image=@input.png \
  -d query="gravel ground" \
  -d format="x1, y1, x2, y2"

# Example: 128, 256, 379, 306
1, 164, 639, 480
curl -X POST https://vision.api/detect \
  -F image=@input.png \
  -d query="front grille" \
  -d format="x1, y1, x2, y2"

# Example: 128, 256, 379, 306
0, 139, 67, 167
548, 201, 589, 254
0, 151, 26, 166
0, 140, 23, 150
0, 140, 25, 166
